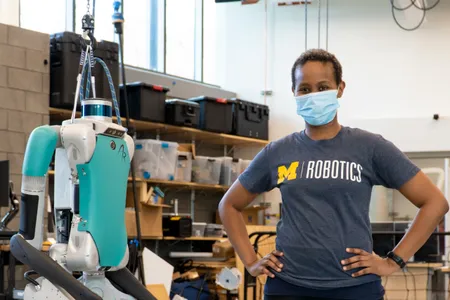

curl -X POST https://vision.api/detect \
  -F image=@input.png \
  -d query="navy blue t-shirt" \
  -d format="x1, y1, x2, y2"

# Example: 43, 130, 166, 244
265, 276, 384, 299
238, 127, 420, 298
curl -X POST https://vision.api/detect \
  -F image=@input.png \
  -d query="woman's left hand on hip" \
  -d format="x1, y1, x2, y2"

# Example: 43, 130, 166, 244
341, 248, 400, 277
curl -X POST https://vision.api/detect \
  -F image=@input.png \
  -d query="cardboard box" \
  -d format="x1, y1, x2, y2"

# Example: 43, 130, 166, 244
178, 143, 196, 159
212, 239, 235, 259
146, 284, 169, 300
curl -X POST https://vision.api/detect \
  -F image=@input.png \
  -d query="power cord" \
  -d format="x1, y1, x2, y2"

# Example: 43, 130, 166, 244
112, 0, 146, 286
390, 0, 440, 31
411, 0, 440, 10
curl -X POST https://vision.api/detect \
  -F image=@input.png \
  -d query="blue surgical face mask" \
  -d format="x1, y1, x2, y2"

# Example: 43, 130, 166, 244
295, 90, 340, 126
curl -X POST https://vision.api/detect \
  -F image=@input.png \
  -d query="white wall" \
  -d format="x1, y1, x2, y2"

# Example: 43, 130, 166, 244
0, 0, 19, 26
205, 0, 450, 141
204, 0, 450, 215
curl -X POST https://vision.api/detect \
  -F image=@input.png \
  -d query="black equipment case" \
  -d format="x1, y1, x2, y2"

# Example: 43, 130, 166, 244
229, 98, 269, 140
165, 100, 200, 128
119, 82, 169, 122
187, 96, 233, 134
50, 31, 119, 110
163, 216, 192, 237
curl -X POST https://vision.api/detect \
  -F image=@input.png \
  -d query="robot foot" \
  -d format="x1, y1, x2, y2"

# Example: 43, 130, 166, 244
24, 277, 74, 300
10, 235, 101, 300
23, 274, 138, 300
79, 272, 136, 300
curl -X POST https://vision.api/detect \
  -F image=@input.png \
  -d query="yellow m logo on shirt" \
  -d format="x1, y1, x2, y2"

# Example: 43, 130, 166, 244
277, 162, 299, 184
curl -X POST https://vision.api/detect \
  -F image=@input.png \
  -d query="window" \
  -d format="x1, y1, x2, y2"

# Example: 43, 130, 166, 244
74, 0, 164, 71
20, 0, 67, 33
123, 0, 164, 71
165, 0, 202, 80
19, 0, 207, 82
75, 0, 115, 43
202, 0, 216, 84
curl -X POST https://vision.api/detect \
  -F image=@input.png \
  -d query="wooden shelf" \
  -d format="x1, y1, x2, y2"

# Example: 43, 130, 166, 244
49, 107, 269, 147
127, 236, 226, 241
0, 244, 50, 252
134, 177, 229, 191
406, 262, 443, 269
163, 236, 226, 241
191, 258, 236, 269
47, 170, 228, 192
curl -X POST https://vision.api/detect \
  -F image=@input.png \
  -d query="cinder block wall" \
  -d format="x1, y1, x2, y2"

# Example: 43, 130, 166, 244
0, 23, 50, 230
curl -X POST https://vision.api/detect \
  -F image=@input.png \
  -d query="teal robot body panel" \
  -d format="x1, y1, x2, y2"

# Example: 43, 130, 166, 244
77, 134, 130, 267
23, 126, 58, 177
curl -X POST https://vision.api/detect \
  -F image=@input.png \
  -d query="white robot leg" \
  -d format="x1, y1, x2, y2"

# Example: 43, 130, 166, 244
23, 277, 74, 300
78, 273, 135, 300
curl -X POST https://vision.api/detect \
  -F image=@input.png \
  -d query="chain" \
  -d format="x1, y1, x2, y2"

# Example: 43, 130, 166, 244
86, 0, 91, 14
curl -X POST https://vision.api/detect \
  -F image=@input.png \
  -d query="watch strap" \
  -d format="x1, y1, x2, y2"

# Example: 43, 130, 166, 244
387, 251, 406, 269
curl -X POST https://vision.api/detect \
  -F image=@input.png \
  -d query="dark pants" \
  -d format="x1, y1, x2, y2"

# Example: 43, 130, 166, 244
264, 296, 384, 300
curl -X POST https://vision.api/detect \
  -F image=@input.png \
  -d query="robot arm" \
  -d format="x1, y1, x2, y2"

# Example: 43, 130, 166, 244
20, 125, 59, 250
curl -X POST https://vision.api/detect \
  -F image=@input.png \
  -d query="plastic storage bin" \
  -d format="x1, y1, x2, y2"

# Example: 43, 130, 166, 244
230, 158, 241, 184
240, 159, 252, 175
50, 31, 119, 110
187, 96, 233, 134
219, 157, 241, 186
134, 139, 179, 181
119, 82, 169, 122
165, 100, 200, 128
229, 98, 269, 140
192, 156, 222, 185
175, 151, 192, 182
192, 222, 207, 237
204, 224, 224, 237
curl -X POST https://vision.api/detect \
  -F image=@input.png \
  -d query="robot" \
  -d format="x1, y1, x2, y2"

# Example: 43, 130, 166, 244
9, 98, 155, 299
8, 1, 155, 297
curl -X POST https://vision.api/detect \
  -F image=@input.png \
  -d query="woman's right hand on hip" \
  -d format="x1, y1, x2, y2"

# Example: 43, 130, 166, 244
246, 250, 284, 278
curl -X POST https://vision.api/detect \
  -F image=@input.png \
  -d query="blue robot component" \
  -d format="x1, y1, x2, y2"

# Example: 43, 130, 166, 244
77, 134, 130, 267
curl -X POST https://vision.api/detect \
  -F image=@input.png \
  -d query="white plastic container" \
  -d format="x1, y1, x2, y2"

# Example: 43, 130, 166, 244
133, 139, 179, 181
219, 157, 232, 186
240, 159, 252, 174
204, 224, 224, 237
230, 158, 241, 184
192, 156, 222, 185
175, 151, 192, 182
219, 157, 241, 186
192, 222, 207, 237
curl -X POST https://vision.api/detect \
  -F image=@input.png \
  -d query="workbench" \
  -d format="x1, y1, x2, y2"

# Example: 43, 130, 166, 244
382, 262, 445, 300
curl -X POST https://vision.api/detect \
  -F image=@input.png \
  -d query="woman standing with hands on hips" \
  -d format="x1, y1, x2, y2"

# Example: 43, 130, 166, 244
218, 49, 449, 300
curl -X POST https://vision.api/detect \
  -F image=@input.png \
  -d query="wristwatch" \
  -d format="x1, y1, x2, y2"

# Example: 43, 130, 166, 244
386, 251, 406, 269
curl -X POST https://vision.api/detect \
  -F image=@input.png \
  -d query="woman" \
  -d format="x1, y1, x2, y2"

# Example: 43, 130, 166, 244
218, 49, 449, 300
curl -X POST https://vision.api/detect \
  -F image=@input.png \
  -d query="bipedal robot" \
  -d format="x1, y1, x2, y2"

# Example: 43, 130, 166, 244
9, 4, 155, 300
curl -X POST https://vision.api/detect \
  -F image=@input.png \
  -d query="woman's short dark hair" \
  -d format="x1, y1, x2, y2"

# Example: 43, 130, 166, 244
291, 49, 343, 91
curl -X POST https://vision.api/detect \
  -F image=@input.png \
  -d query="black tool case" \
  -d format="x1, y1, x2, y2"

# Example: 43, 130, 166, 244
229, 98, 269, 140
165, 99, 200, 128
119, 82, 169, 122
49, 31, 119, 110
187, 96, 233, 134
163, 216, 192, 237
